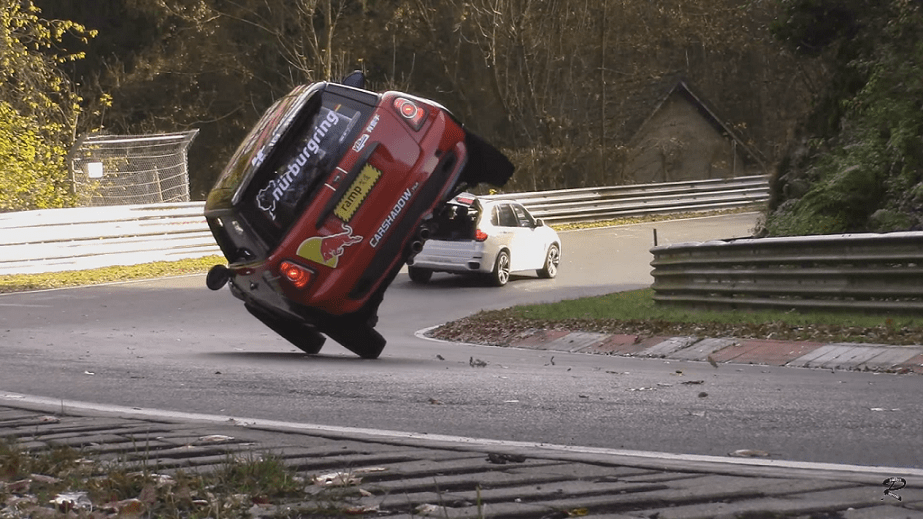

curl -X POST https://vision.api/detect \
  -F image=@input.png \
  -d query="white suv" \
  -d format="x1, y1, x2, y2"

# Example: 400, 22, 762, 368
407, 194, 561, 286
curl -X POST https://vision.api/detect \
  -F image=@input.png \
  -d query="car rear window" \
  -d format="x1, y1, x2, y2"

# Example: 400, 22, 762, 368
241, 89, 374, 246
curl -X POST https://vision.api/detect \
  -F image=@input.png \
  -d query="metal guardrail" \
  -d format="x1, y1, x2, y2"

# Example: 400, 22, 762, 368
0, 176, 769, 275
486, 175, 769, 225
650, 232, 923, 313
0, 203, 220, 275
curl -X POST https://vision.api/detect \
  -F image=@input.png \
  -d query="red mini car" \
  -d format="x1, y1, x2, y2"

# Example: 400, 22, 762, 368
204, 73, 513, 358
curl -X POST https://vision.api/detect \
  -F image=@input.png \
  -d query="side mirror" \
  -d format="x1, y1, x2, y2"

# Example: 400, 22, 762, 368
534, 218, 544, 227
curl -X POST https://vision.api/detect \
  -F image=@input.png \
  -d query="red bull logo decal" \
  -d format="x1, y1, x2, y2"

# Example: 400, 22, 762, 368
296, 223, 363, 268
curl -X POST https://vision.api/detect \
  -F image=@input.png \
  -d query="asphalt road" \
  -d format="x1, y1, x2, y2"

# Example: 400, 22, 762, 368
2, 213, 921, 470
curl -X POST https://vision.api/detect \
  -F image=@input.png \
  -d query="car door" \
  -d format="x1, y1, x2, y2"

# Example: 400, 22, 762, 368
491, 203, 519, 266
509, 203, 546, 270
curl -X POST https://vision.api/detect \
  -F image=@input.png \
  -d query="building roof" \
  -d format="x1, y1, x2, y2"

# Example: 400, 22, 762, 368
629, 79, 767, 170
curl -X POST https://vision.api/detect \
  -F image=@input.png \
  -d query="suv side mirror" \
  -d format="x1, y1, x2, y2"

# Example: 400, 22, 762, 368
534, 218, 544, 227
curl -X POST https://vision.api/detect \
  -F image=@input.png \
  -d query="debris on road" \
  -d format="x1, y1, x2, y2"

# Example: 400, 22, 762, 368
728, 449, 770, 458
487, 453, 526, 464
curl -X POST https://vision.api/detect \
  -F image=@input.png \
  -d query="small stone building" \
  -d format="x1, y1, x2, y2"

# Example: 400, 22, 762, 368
623, 81, 765, 184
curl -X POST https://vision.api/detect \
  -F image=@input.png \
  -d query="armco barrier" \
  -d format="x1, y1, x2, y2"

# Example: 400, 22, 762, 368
650, 232, 923, 313
0, 175, 768, 275
0, 203, 220, 275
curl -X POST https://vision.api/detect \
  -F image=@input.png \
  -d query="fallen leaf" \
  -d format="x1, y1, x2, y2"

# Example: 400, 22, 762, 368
51, 492, 93, 512
5, 479, 31, 493
314, 472, 360, 487
681, 380, 705, 385
29, 474, 60, 485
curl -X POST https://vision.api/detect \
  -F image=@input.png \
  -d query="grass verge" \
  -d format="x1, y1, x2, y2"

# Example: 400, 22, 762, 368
0, 437, 360, 518
0, 256, 224, 294
429, 288, 923, 346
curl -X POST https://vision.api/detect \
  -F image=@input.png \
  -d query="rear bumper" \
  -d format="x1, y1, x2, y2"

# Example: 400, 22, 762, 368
410, 240, 494, 274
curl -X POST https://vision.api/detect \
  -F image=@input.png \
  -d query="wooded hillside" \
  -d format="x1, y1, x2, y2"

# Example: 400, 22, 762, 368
31, 0, 818, 198
16, 0, 922, 236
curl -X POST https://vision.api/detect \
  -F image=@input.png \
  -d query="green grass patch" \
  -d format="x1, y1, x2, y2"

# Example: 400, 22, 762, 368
0, 255, 224, 294
432, 288, 923, 346
514, 288, 919, 329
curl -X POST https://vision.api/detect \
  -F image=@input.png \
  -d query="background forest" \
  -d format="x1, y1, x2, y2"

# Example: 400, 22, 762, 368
3, 0, 922, 236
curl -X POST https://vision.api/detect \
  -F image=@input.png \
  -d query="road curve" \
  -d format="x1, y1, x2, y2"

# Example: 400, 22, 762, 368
1, 213, 920, 469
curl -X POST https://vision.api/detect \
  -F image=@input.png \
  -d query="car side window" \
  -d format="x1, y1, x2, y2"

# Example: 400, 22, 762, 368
490, 206, 500, 226
497, 204, 518, 227
511, 204, 534, 227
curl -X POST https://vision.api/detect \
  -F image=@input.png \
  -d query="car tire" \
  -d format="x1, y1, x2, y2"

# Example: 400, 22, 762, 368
326, 323, 387, 359
245, 304, 326, 355
408, 266, 433, 284
490, 250, 511, 287
538, 244, 560, 279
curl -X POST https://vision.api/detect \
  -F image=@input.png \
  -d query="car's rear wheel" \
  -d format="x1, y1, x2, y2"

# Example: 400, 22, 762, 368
408, 266, 433, 284
245, 304, 326, 355
490, 250, 511, 287
538, 244, 560, 279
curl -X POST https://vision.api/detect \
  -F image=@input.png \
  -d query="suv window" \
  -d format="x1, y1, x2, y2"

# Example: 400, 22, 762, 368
497, 204, 519, 227
511, 204, 534, 227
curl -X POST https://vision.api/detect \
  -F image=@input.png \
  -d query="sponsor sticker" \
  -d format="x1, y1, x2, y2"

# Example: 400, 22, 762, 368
352, 133, 369, 153
296, 223, 363, 269
256, 109, 342, 220
364, 114, 380, 134
370, 182, 419, 247
335, 164, 381, 223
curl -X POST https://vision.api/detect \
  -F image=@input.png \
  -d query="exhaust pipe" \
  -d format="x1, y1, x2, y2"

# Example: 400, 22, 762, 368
409, 240, 424, 254
417, 224, 432, 241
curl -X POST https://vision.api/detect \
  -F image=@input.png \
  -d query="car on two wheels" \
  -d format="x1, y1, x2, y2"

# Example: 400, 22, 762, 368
406, 194, 561, 287
203, 73, 513, 358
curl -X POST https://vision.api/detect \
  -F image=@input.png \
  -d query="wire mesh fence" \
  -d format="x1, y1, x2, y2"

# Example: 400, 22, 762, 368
69, 131, 199, 206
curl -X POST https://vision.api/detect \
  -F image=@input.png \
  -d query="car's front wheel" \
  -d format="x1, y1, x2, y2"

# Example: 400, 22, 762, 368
408, 266, 433, 284
490, 250, 511, 287
538, 244, 560, 279
325, 322, 387, 359
245, 303, 325, 355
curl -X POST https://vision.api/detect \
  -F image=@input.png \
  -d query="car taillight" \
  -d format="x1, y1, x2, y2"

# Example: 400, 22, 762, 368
279, 260, 314, 289
392, 97, 427, 131
475, 229, 488, 242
